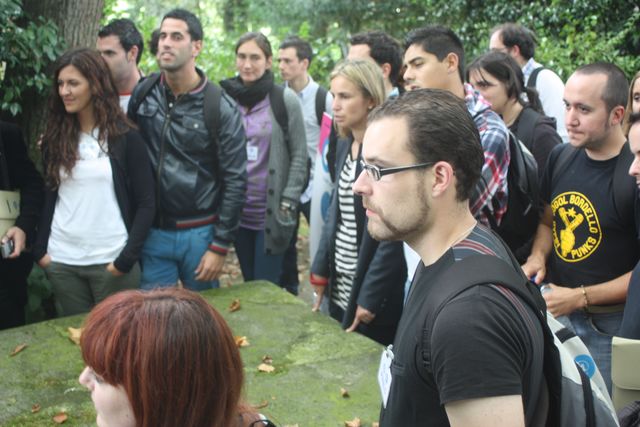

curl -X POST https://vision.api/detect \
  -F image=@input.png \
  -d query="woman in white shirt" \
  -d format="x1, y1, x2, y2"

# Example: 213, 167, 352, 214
33, 48, 155, 316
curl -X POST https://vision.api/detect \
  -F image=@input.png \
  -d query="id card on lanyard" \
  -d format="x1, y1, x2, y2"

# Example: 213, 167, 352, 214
378, 344, 394, 408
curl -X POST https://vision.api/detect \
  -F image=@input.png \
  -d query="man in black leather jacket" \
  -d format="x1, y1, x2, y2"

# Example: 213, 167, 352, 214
128, 8, 247, 290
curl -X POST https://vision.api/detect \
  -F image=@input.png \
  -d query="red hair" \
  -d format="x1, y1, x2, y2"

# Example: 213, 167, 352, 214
80, 288, 252, 427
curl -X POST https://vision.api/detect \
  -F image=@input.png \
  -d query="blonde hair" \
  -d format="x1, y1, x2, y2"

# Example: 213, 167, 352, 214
330, 59, 386, 137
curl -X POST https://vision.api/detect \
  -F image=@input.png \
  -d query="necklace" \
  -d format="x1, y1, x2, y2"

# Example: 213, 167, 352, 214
448, 221, 477, 249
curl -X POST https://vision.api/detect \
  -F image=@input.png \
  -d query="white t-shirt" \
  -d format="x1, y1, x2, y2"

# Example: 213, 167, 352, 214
48, 130, 128, 265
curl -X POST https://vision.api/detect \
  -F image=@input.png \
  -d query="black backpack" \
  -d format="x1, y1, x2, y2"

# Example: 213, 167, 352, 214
483, 130, 540, 260
527, 66, 546, 89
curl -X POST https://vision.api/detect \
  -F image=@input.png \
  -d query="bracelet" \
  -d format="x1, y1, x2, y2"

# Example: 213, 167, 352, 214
580, 285, 590, 308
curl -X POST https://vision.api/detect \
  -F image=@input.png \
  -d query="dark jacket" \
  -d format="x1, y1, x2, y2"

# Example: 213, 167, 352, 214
0, 122, 43, 242
128, 69, 247, 252
311, 137, 405, 345
33, 128, 155, 273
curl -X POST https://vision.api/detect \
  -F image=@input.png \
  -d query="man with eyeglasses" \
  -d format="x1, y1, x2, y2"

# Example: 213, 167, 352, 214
354, 88, 546, 427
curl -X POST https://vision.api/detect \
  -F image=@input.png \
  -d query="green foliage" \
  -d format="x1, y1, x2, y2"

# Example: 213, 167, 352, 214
0, 0, 65, 116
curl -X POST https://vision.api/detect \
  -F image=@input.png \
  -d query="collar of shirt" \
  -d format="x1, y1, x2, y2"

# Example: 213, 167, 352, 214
285, 75, 318, 100
522, 57, 543, 81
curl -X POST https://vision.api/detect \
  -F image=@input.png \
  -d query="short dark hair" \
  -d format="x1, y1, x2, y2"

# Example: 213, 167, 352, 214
405, 25, 465, 83
490, 23, 536, 60
149, 28, 160, 56
466, 51, 544, 113
350, 30, 403, 84
574, 62, 629, 113
98, 18, 144, 64
628, 111, 640, 131
162, 8, 203, 41
279, 36, 313, 63
235, 32, 272, 58
368, 89, 484, 202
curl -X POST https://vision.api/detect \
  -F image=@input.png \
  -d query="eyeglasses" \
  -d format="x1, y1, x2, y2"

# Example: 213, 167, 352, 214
359, 159, 434, 181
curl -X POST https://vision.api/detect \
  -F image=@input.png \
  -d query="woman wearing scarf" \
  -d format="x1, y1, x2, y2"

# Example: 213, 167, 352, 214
220, 32, 307, 285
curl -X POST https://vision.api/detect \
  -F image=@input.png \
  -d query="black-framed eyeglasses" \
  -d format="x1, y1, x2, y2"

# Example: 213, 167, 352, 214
359, 159, 435, 181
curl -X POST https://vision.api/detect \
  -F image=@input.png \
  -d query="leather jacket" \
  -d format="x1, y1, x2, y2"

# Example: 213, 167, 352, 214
129, 69, 247, 251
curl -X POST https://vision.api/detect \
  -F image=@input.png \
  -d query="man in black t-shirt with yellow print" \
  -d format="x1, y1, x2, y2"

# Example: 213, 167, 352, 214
523, 62, 640, 394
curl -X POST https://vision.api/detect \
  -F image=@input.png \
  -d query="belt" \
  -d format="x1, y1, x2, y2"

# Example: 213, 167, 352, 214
154, 213, 218, 230
583, 304, 625, 314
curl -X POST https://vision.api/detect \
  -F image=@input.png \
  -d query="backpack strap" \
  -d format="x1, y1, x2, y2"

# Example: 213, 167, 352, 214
515, 106, 541, 152
269, 84, 289, 136
613, 141, 635, 221
202, 82, 222, 146
527, 67, 546, 89
127, 72, 161, 116
315, 85, 328, 126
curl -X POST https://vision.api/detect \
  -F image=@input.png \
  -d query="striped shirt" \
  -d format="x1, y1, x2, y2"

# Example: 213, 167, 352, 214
333, 153, 359, 310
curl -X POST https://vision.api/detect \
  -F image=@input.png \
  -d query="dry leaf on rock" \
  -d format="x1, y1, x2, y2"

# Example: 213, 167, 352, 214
31, 404, 41, 413
253, 400, 269, 409
68, 327, 83, 345
372, 423, 379, 427
261, 355, 273, 364
234, 336, 250, 347
53, 412, 68, 424
9, 343, 27, 357
257, 363, 275, 373
340, 387, 350, 398
344, 417, 361, 427
228, 299, 241, 312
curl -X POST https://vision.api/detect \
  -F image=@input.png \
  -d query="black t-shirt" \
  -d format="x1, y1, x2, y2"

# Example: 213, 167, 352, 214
541, 145, 640, 287
380, 225, 545, 426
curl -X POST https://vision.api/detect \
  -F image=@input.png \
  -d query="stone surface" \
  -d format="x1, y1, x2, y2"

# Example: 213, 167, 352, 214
0, 282, 383, 426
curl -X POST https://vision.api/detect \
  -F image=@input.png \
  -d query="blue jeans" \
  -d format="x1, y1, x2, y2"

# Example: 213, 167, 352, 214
140, 225, 219, 291
561, 310, 623, 394
235, 227, 283, 284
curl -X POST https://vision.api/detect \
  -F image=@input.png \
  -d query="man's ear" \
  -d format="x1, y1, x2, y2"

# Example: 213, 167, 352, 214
191, 39, 203, 57
431, 161, 455, 198
302, 58, 310, 71
610, 105, 626, 126
127, 46, 139, 63
444, 52, 459, 76
380, 62, 392, 80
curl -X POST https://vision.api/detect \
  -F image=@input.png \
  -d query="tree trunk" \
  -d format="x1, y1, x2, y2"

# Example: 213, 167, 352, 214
9, 0, 104, 152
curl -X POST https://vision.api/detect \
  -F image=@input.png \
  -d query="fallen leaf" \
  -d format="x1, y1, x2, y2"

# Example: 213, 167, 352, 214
31, 404, 41, 413
10, 343, 27, 357
234, 336, 250, 347
372, 423, 379, 427
228, 299, 241, 312
340, 387, 350, 398
344, 417, 361, 427
261, 355, 273, 364
53, 412, 68, 424
257, 363, 275, 373
68, 327, 83, 345
253, 400, 269, 409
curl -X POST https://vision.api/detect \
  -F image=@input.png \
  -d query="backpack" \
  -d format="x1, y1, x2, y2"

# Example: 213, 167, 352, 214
551, 142, 635, 223
483, 130, 540, 260
527, 66, 547, 89
315, 85, 328, 126
420, 251, 619, 427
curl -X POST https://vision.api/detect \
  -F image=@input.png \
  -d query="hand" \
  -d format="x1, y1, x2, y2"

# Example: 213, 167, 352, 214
38, 254, 52, 269
312, 283, 325, 312
106, 262, 125, 277
195, 250, 225, 282
346, 305, 376, 332
521, 254, 546, 284
3, 226, 26, 258
543, 283, 583, 317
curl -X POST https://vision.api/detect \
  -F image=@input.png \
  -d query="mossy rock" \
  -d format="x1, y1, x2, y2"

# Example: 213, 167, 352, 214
0, 282, 383, 426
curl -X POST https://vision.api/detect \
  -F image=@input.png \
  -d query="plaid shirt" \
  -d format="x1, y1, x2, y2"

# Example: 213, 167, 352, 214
522, 57, 543, 85
464, 83, 510, 226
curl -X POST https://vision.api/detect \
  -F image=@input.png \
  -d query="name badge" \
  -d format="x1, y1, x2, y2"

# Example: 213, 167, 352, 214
247, 146, 258, 162
378, 344, 394, 408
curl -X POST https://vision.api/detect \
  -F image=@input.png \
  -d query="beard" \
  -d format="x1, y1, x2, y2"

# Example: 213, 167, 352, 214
365, 180, 430, 242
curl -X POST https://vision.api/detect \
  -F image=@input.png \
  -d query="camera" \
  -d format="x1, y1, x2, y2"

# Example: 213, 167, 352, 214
0, 239, 14, 258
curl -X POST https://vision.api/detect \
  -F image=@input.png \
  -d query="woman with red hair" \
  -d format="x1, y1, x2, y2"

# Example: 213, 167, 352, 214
79, 288, 271, 427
